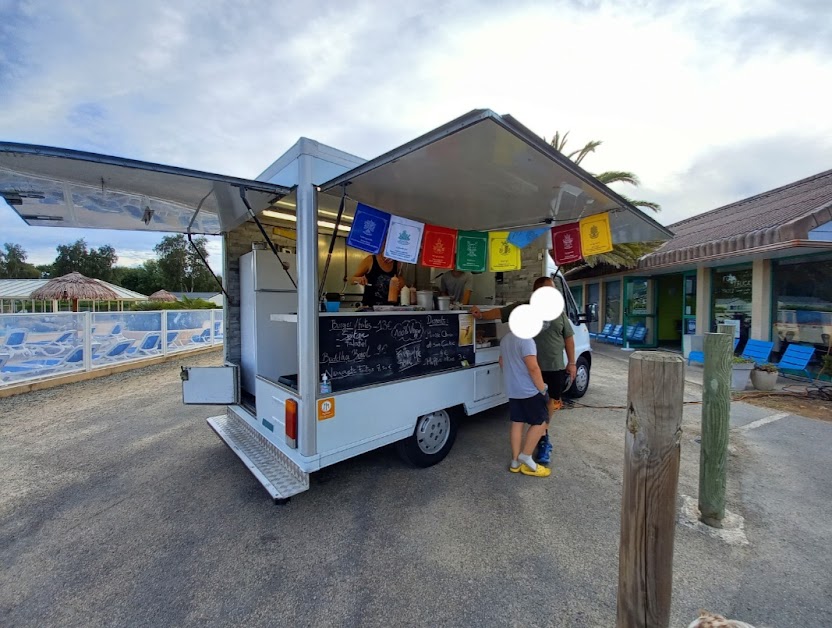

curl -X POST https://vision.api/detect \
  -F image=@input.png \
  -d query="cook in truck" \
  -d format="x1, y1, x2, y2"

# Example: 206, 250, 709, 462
351, 252, 406, 307
471, 276, 576, 466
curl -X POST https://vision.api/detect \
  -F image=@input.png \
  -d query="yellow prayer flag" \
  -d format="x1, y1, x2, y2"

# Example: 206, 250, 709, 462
579, 213, 614, 256
488, 231, 522, 271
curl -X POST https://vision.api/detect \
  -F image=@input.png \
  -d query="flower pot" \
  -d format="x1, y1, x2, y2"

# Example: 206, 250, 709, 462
730, 363, 755, 391
750, 368, 778, 391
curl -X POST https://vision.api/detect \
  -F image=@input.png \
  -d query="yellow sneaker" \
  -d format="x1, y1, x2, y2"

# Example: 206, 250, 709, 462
520, 463, 551, 477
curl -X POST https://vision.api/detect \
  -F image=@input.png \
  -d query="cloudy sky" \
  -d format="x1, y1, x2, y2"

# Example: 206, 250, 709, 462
1, 0, 830, 271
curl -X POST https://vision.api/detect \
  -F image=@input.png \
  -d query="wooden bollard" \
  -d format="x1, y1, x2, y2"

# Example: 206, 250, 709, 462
617, 352, 684, 628
698, 330, 733, 527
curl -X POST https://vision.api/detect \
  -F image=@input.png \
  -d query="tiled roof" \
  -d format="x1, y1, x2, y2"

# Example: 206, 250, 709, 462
641, 169, 832, 269
0, 278, 147, 300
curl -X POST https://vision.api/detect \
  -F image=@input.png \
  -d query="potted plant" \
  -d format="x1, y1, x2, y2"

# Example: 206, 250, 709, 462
731, 356, 755, 391
750, 363, 779, 391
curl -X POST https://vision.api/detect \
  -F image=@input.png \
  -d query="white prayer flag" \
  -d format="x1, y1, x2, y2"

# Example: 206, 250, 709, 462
383, 215, 425, 264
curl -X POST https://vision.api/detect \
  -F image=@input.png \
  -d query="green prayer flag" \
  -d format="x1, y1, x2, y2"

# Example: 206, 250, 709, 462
456, 230, 488, 272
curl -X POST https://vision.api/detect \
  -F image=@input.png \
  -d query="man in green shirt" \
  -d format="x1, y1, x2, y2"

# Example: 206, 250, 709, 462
471, 276, 576, 465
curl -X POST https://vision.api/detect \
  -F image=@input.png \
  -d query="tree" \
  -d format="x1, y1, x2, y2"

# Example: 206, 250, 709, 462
548, 131, 663, 270
53, 238, 118, 280
0, 243, 41, 279
154, 234, 219, 293
116, 260, 166, 295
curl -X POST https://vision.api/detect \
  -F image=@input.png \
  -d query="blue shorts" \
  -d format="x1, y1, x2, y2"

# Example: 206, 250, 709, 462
508, 393, 550, 426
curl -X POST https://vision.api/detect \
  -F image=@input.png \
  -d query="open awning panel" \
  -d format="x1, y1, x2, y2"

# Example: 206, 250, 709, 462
0, 143, 290, 235
322, 110, 673, 244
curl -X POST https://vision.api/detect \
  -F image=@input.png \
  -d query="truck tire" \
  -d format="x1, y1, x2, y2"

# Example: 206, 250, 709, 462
565, 355, 590, 398
396, 409, 458, 468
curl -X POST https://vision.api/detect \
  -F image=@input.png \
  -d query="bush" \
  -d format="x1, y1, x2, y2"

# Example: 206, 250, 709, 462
130, 297, 218, 311
754, 363, 778, 373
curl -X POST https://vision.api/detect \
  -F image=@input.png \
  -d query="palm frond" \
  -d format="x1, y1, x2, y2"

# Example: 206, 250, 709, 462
596, 170, 640, 186
571, 140, 602, 165
550, 130, 570, 153
631, 199, 662, 212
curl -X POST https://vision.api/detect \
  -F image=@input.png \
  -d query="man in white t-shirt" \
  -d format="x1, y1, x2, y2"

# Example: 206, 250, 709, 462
439, 270, 473, 305
499, 331, 551, 477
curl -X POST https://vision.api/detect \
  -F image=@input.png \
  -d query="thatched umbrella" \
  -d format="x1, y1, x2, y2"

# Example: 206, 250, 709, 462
149, 289, 178, 302
32, 272, 119, 312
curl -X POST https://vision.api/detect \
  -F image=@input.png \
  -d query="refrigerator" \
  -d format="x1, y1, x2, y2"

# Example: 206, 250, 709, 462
239, 249, 298, 396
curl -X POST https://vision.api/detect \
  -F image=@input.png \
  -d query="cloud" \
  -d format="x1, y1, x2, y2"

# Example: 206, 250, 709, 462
640, 134, 832, 226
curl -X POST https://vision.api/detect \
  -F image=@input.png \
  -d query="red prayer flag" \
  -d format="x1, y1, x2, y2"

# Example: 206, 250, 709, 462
420, 224, 457, 268
551, 222, 583, 265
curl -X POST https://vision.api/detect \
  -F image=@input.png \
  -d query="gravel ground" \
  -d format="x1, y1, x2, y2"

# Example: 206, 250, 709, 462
1, 349, 830, 627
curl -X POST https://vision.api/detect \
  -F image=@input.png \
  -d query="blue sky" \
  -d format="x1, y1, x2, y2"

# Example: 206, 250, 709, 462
1, 0, 830, 272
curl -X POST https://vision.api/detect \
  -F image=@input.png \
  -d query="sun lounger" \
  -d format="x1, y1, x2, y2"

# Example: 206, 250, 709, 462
1, 329, 31, 357
29, 331, 76, 356
740, 339, 774, 364
768, 343, 816, 379
125, 332, 162, 357
92, 339, 134, 363
1, 346, 84, 380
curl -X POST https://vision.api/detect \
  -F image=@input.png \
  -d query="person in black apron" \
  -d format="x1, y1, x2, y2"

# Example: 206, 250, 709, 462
351, 253, 403, 307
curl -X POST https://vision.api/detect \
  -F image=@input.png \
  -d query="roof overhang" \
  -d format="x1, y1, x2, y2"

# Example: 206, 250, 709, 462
320, 110, 673, 243
0, 143, 291, 235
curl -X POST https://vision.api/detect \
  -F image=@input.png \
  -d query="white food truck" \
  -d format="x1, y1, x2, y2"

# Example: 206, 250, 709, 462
0, 110, 671, 502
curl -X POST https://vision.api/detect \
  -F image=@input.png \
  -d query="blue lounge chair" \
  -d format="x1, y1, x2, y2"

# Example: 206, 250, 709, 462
590, 323, 612, 340
92, 339, 134, 363
29, 330, 75, 356
612, 324, 638, 346
94, 323, 128, 342
1, 329, 30, 357
1, 346, 84, 379
740, 339, 774, 364
601, 325, 623, 344
166, 331, 182, 349
768, 344, 816, 379
213, 322, 223, 341
631, 325, 647, 344
688, 338, 739, 365
191, 328, 211, 343
125, 332, 162, 357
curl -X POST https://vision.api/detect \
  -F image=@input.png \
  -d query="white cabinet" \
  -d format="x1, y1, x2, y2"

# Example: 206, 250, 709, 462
474, 366, 502, 401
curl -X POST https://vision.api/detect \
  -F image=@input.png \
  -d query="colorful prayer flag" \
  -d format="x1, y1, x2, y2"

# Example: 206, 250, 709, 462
455, 231, 488, 272
579, 212, 614, 256
488, 231, 522, 271
421, 224, 457, 269
383, 215, 425, 264
507, 227, 550, 249
550, 222, 583, 265
346, 203, 390, 254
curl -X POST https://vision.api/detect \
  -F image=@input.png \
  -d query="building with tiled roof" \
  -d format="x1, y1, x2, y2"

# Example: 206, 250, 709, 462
565, 170, 832, 376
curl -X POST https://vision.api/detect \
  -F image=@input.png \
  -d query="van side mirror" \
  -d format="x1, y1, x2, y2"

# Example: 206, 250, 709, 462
579, 303, 598, 324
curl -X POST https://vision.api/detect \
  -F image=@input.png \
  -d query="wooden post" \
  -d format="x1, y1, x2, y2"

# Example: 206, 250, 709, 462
698, 330, 733, 527
617, 352, 684, 628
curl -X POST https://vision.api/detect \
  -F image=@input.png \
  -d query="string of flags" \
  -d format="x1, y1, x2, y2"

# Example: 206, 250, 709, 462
345, 202, 613, 272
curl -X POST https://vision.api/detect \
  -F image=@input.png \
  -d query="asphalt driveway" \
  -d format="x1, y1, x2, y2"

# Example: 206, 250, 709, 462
1, 349, 830, 627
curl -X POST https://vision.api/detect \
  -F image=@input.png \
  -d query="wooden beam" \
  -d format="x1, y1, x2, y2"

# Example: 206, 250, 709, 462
617, 351, 684, 628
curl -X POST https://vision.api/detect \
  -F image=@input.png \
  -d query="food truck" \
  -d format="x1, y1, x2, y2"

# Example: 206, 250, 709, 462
0, 110, 672, 502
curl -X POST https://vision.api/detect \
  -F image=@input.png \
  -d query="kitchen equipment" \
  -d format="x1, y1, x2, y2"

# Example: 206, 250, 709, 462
437, 296, 451, 311
416, 290, 434, 309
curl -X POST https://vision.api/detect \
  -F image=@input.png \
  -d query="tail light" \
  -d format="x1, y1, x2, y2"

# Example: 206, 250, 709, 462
285, 399, 298, 448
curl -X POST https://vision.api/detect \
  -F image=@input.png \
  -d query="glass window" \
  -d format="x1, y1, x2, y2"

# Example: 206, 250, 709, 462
587, 283, 600, 333
711, 267, 752, 343
772, 253, 832, 376
605, 280, 621, 325
684, 274, 697, 317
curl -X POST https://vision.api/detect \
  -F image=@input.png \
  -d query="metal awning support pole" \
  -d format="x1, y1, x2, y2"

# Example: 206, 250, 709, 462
297, 153, 319, 458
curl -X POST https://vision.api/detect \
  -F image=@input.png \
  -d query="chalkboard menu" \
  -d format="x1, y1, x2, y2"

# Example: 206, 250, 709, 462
319, 313, 476, 392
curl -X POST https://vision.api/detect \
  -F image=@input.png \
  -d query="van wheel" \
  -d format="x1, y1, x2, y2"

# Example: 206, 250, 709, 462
565, 356, 590, 398
396, 409, 458, 468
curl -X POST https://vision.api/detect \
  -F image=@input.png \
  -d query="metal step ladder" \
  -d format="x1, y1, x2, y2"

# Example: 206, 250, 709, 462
207, 407, 309, 503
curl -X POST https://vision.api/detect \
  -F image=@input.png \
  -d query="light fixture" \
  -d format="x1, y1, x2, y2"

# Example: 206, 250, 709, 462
262, 210, 350, 232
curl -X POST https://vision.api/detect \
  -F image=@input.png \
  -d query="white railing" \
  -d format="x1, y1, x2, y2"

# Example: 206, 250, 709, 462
0, 309, 223, 388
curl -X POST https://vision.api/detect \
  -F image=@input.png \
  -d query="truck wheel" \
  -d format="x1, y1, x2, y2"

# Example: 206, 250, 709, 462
396, 409, 457, 468
565, 355, 590, 398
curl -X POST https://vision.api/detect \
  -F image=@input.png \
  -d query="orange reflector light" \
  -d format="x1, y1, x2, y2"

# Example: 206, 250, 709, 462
285, 399, 298, 441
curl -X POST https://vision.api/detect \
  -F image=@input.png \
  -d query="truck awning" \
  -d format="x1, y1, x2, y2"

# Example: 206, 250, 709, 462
321, 109, 673, 243
0, 143, 291, 235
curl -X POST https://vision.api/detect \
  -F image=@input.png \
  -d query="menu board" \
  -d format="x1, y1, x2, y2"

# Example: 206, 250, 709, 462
319, 313, 476, 392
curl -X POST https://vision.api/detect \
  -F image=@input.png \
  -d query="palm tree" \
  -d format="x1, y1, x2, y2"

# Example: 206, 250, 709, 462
548, 131, 663, 270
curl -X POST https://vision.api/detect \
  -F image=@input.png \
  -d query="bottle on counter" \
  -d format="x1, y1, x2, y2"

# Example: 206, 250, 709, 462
399, 285, 411, 306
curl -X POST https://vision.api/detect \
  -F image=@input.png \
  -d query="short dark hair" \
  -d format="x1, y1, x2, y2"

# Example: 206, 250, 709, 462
533, 276, 554, 290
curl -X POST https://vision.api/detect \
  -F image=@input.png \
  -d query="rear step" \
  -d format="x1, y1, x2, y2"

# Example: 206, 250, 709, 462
207, 408, 309, 503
